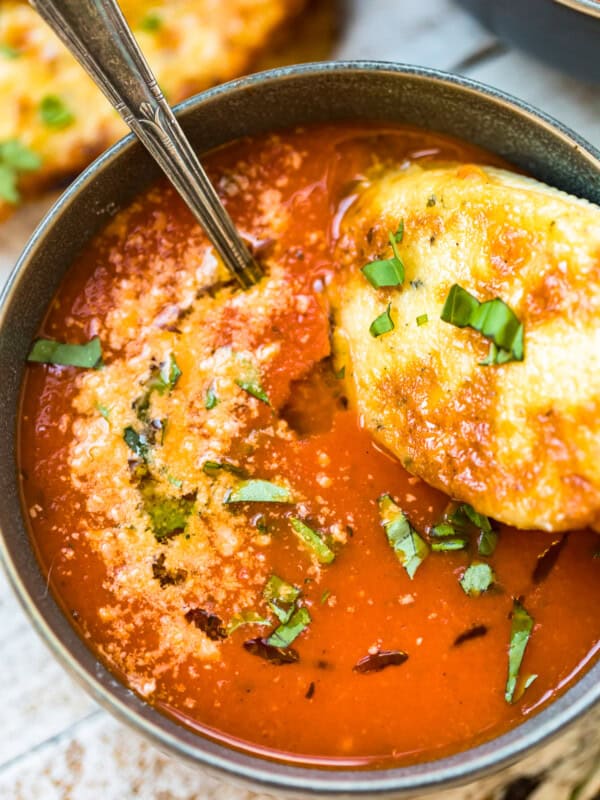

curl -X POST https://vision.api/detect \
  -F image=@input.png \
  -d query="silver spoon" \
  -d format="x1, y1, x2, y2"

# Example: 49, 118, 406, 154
29, 0, 263, 290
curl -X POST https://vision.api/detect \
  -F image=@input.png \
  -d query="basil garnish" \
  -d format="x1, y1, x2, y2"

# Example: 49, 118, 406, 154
441, 283, 524, 364
290, 518, 335, 565
459, 562, 495, 596
362, 231, 405, 289
416, 313, 428, 326
431, 503, 497, 556
39, 95, 75, 129
225, 479, 292, 504
263, 574, 300, 624
369, 303, 395, 338
431, 537, 468, 552
0, 139, 41, 203
505, 600, 536, 703
123, 426, 150, 461
235, 358, 270, 405
379, 494, 429, 579
142, 486, 195, 542
266, 606, 311, 648
0, 44, 20, 58
202, 460, 247, 478
205, 383, 218, 409
139, 12, 162, 31
27, 336, 102, 368
227, 610, 271, 635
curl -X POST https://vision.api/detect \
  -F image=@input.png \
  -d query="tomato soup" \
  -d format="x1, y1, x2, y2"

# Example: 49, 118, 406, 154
19, 123, 600, 767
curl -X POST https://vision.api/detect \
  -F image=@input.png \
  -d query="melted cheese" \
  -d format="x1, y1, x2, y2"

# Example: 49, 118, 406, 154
333, 164, 600, 531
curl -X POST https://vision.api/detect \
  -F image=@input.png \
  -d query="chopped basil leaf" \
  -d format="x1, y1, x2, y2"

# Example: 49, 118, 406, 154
132, 355, 180, 423
461, 504, 492, 532
39, 95, 75, 129
266, 606, 311, 648
202, 460, 247, 478
225, 479, 292, 504
460, 562, 495, 596
264, 574, 300, 605
441, 283, 524, 364
228, 611, 270, 634
263, 574, 300, 623
123, 426, 150, 461
362, 258, 404, 288
235, 359, 270, 405
0, 163, 18, 203
431, 537, 468, 552
430, 522, 456, 538
0, 139, 41, 171
96, 403, 110, 420
243, 637, 299, 664
416, 313, 428, 326
140, 12, 163, 31
185, 608, 227, 641
505, 599, 535, 703
290, 518, 335, 565
142, 486, 195, 542
369, 303, 395, 338
0, 43, 20, 58
205, 383, 218, 409
394, 219, 404, 243
361, 231, 405, 289
320, 590, 331, 604
448, 503, 499, 556
433, 502, 497, 555
227, 610, 271, 635
353, 649, 408, 674
379, 494, 429, 579
159, 353, 181, 391
27, 336, 102, 368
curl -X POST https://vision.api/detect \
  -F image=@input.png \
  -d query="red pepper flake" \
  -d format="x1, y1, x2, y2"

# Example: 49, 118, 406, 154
243, 637, 299, 665
352, 649, 408, 674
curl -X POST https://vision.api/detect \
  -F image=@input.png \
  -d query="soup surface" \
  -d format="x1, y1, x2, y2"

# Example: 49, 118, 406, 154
20, 123, 600, 767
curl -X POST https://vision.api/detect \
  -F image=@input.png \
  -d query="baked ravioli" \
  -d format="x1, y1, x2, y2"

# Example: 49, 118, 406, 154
334, 164, 600, 532
0, 0, 306, 216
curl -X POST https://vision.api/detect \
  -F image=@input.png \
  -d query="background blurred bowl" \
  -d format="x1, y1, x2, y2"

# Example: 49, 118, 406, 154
1, 62, 599, 797
458, 0, 600, 83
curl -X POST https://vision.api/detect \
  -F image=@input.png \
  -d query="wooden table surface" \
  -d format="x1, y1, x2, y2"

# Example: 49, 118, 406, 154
1, 2, 599, 798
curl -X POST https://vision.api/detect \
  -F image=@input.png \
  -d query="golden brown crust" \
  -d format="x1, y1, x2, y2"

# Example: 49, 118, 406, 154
0, 0, 307, 217
333, 164, 600, 531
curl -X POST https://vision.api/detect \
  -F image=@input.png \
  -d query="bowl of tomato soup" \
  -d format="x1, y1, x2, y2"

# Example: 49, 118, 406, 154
1, 63, 600, 796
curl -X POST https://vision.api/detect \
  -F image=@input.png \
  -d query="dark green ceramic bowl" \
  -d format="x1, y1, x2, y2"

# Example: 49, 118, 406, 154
458, 0, 600, 83
1, 62, 599, 797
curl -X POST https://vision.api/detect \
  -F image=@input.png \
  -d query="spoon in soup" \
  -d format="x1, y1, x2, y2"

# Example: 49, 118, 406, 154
28, 0, 263, 289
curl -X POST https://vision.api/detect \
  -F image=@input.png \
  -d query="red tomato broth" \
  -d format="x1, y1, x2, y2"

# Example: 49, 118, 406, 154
18, 122, 600, 767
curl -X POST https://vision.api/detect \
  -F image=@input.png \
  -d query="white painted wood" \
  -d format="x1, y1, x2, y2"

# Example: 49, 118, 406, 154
463, 49, 600, 148
1, 0, 599, 796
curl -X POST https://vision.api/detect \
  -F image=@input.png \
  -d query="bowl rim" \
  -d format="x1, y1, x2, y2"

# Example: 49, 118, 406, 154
1, 60, 599, 797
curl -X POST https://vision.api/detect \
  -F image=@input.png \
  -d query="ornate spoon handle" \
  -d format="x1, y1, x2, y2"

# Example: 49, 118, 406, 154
29, 0, 263, 289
